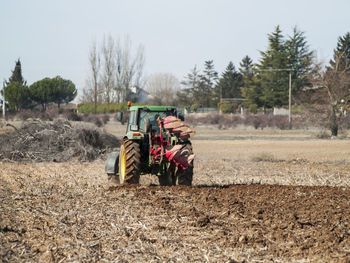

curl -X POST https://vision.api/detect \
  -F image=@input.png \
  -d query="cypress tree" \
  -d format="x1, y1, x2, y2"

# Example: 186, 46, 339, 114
8, 59, 26, 85
2, 59, 29, 111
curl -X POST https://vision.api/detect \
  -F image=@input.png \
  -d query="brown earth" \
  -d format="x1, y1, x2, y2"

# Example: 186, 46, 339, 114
1, 122, 350, 262
1, 160, 350, 262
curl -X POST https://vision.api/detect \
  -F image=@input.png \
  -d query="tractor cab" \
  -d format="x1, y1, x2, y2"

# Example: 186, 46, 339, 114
125, 105, 182, 139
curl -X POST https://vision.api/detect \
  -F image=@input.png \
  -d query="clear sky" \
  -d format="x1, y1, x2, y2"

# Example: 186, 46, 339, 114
1, 0, 350, 98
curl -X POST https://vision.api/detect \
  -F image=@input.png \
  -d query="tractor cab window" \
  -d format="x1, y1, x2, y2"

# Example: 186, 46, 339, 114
139, 110, 173, 133
129, 110, 136, 125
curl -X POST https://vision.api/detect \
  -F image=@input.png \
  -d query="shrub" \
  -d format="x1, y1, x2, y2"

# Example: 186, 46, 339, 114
272, 115, 289, 130
248, 104, 258, 114
316, 130, 331, 139
94, 118, 103, 127
340, 114, 350, 129
63, 110, 82, 121
101, 114, 110, 124
16, 110, 37, 120
220, 103, 237, 113
252, 114, 267, 130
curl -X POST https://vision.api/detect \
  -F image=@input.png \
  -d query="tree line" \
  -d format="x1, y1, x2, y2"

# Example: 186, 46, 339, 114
1, 60, 77, 112
177, 26, 316, 112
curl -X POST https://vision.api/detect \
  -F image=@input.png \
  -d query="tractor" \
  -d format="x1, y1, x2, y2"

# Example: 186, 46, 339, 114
105, 104, 195, 186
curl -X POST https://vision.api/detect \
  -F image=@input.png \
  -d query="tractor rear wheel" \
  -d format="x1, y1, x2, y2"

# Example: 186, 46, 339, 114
176, 143, 194, 186
118, 139, 141, 184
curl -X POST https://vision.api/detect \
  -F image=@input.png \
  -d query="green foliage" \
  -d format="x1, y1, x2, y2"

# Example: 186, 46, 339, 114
248, 25, 315, 109
200, 60, 218, 107
220, 103, 237, 113
52, 76, 77, 107
239, 56, 263, 110
178, 25, 314, 112
216, 62, 243, 100
285, 27, 314, 93
248, 104, 258, 113
178, 66, 201, 107
2, 59, 29, 111
29, 76, 77, 110
7, 59, 26, 86
190, 103, 200, 112
292, 104, 304, 114
4, 82, 29, 111
329, 32, 350, 72
258, 25, 289, 108
29, 78, 54, 111
179, 61, 218, 108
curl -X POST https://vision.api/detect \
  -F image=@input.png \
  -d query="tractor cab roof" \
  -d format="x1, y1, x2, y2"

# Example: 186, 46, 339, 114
129, 105, 177, 111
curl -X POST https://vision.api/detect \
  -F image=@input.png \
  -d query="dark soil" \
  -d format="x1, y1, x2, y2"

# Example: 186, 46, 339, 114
1, 169, 349, 262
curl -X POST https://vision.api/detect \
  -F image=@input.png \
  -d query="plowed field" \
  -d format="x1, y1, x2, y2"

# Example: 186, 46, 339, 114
1, 124, 350, 262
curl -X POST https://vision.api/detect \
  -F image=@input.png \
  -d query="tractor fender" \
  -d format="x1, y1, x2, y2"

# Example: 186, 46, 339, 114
105, 151, 119, 175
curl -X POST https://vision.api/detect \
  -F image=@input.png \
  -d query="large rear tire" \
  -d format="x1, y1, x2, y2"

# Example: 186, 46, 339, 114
118, 139, 141, 184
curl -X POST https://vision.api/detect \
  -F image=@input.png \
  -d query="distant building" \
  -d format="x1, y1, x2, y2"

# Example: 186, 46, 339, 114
273, 107, 289, 116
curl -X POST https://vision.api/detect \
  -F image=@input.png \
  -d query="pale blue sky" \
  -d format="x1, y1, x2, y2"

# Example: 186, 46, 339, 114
1, 0, 350, 98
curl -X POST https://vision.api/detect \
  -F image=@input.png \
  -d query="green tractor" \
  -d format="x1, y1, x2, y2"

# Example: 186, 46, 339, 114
105, 105, 195, 186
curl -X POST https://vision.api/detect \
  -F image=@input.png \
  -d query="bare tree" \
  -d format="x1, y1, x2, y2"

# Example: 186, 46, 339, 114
115, 36, 145, 102
85, 41, 101, 113
101, 35, 116, 103
310, 54, 350, 136
82, 36, 145, 105
80, 77, 103, 104
146, 73, 180, 105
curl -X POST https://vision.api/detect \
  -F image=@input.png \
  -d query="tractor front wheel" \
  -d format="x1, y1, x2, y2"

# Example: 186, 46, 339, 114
118, 139, 141, 184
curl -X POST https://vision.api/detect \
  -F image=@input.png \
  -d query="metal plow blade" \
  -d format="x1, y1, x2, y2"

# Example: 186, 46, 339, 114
165, 144, 195, 169
162, 116, 195, 139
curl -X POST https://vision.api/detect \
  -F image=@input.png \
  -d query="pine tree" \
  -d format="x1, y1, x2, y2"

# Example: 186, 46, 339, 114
285, 27, 314, 93
216, 61, 243, 99
258, 25, 289, 108
329, 32, 350, 72
178, 65, 201, 108
200, 60, 218, 107
239, 56, 254, 78
239, 56, 263, 111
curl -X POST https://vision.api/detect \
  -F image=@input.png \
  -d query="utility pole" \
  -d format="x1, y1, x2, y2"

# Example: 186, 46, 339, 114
288, 71, 292, 128
2, 81, 5, 120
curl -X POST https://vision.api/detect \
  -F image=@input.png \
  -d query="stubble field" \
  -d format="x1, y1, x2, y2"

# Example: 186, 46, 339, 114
1, 122, 350, 262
